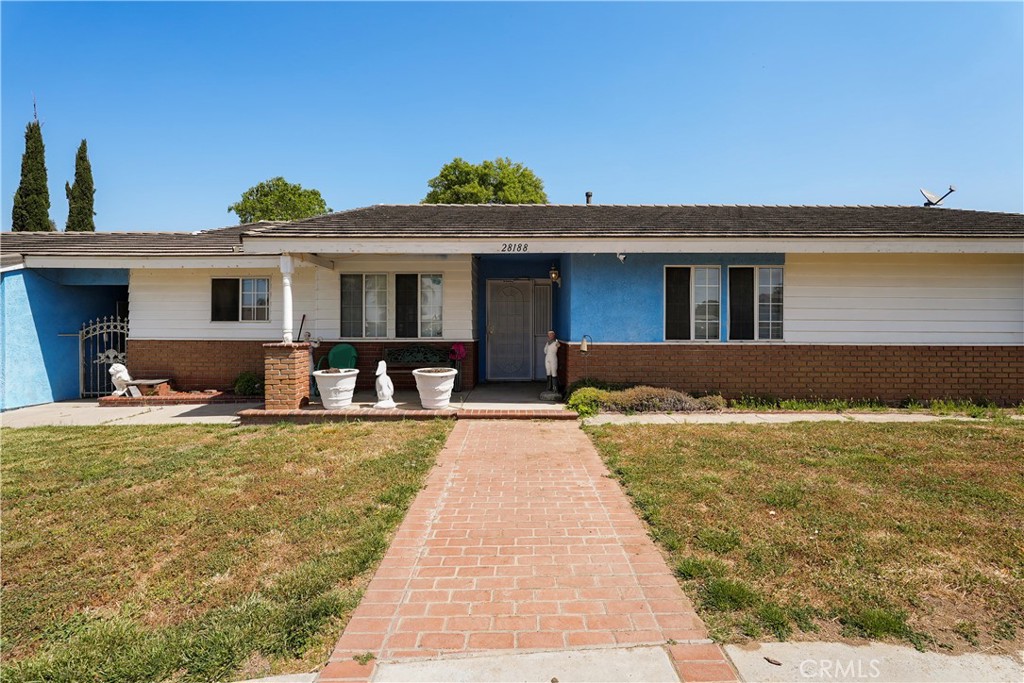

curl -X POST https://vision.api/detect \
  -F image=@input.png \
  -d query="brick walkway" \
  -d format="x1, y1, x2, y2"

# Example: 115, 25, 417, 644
318, 420, 737, 682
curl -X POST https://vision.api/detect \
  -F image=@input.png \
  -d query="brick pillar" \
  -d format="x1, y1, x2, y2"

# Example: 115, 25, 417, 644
263, 343, 311, 410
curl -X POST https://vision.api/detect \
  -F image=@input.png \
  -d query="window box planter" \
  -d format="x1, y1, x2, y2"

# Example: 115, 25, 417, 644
313, 368, 359, 409
412, 367, 458, 409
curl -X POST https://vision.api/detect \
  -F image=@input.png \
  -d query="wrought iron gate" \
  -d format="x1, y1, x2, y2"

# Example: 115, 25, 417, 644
80, 316, 128, 397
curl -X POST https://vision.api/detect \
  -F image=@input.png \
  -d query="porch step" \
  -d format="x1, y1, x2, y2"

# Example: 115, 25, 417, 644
237, 407, 577, 425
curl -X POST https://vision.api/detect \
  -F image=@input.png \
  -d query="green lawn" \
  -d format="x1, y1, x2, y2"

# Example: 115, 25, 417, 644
0, 421, 452, 682
586, 421, 1024, 655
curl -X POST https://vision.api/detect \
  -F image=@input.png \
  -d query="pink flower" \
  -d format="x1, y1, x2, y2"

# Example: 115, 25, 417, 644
449, 342, 467, 361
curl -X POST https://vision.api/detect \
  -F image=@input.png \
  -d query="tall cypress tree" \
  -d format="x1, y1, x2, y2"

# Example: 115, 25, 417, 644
65, 139, 96, 231
11, 116, 53, 231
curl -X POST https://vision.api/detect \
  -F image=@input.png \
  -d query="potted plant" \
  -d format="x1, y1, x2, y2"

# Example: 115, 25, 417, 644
412, 367, 458, 409
312, 368, 359, 409
449, 342, 467, 392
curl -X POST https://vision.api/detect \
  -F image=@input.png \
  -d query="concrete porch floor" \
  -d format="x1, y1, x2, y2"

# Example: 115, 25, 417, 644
355, 382, 567, 412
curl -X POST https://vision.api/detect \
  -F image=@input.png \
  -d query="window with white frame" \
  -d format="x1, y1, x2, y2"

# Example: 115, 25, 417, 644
665, 266, 720, 340
728, 266, 783, 340
211, 277, 270, 322
340, 274, 387, 338
396, 273, 443, 338
339, 273, 443, 338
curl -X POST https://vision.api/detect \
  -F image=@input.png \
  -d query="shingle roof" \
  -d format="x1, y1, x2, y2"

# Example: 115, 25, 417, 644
0, 222, 283, 257
244, 204, 1024, 239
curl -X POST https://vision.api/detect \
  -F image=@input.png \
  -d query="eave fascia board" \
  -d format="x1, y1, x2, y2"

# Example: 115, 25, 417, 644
23, 255, 281, 269
240, 237, 1024, 255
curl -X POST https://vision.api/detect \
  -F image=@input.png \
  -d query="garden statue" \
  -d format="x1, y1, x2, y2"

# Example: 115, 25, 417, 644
109, 363, 132, 396
374, 360, 397, 409
541, 331, 561, 399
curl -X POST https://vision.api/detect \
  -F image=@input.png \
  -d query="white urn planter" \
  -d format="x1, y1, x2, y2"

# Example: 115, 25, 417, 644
313, 368, 359, 409
412, 367, 458, 409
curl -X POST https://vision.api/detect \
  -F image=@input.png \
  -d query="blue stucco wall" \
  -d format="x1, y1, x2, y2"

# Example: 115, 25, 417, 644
564, 253, 784, 343
475, 255, 563, 382
1, 269, 127, 411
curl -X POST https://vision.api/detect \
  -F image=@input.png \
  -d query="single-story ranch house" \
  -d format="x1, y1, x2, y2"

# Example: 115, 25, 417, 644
2, 203, 1022, 411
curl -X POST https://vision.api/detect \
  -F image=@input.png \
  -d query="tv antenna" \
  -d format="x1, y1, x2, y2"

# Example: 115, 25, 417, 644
920, 185, 956, 207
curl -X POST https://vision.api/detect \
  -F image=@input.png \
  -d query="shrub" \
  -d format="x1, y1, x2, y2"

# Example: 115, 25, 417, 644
564, 378, 631, 396
603, 386, 700, 413
567, 385, 727, 416
567, 387, 610, 418
695, 394, 727, 411
233, 371, 264, 397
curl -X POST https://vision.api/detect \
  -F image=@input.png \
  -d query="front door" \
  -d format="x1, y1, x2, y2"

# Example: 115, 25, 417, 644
487, 280, 534, 380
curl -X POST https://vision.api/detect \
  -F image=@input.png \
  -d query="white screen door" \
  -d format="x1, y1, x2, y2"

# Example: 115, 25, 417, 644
486, 280, 533, 380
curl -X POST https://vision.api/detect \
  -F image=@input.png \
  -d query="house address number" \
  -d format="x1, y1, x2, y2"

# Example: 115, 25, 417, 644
500, 243, 529, 252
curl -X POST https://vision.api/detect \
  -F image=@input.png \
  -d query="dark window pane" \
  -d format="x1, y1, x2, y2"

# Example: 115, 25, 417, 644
665, 267, 691, 340
211, 279, 239, 321
340, 274, 363, 338
729, 268, 754, 340
395, 274, 418, 338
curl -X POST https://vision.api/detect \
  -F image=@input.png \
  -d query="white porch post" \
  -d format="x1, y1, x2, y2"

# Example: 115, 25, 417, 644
280, 253, 294, 343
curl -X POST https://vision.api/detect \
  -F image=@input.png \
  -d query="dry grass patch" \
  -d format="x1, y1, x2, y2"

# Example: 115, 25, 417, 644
0, 421, 452, 682
586, 421, 1024, 655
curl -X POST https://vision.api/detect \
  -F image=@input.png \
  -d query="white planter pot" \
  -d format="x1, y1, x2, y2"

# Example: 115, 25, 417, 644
412, 367, 458, 409
313, 369, 359, 409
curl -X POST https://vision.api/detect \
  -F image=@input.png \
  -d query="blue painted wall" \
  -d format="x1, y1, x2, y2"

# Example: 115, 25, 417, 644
475, 255, 562, 382
564, 253, 784, 343
1, 269, 127, 411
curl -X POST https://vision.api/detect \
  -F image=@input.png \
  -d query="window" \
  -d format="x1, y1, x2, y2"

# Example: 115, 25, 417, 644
665, 266, 720, 341
211, 277, 269, 322
340, 273, 443, 338
758, 267, 784, 340
396, 274, 443, 338
340, 274, 387, 338
729, 267, 783, 340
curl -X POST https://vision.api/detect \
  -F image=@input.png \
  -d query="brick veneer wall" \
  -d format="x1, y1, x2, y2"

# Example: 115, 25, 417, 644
564, 344, 1024, 406
127, 340, 267, 391
313, 341, 478, 391
126, 339, 479, 393
263, 342, 311, 410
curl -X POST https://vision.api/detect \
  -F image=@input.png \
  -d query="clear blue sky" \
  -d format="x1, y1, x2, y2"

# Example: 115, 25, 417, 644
2, 1, 1022, 232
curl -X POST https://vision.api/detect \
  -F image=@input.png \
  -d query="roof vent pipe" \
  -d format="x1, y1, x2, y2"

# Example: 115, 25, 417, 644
585, 191, 593, 205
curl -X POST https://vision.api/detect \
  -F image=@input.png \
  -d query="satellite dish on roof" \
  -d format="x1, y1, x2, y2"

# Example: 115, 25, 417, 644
920, 184, 956, 207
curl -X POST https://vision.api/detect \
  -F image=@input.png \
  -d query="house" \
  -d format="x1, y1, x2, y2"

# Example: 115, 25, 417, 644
2, 204, 1022, 411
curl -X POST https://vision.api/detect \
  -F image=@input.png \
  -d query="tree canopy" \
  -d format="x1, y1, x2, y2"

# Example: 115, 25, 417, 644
227, 177, 331, 223
65, 139, 96, 232
423, 157, 548, 204
12, 118, 53, 231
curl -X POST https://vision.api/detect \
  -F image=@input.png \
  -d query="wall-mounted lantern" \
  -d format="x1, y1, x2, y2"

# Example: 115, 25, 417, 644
549, 264, 562, 287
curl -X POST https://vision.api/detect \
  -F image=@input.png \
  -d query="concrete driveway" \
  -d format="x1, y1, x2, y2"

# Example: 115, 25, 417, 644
1, 399, 261, 428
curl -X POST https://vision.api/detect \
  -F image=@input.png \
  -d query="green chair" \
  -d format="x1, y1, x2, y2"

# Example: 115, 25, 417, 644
317, 343, 358, 371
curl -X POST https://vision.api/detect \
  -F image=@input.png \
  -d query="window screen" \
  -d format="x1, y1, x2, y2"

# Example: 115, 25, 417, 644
211, 279, 240, 321
665, 267, 691, 340
395, 274, 418, 338
729, 268, 755, 340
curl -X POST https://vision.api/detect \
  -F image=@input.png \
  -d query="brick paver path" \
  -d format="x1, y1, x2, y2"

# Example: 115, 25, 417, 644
319, 420, 737, 682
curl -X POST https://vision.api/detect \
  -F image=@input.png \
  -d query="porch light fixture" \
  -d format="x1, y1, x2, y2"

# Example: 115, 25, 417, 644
579, 334, 592, 354
549, 264, 562, 287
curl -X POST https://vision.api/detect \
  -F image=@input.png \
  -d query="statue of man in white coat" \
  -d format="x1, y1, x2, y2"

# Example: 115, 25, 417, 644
543, 330, 560, 395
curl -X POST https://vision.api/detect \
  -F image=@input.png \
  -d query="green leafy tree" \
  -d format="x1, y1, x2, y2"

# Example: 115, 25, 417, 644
227, 177, 331, 223
11, 117, 53, 231
423, 157, 548, 204
65, 139, 96, 232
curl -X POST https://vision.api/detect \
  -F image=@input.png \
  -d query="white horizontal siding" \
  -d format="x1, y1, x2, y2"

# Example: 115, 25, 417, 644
784, 254, 1024, 344
312, 254, 475, 340
129, 267, 314, 340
